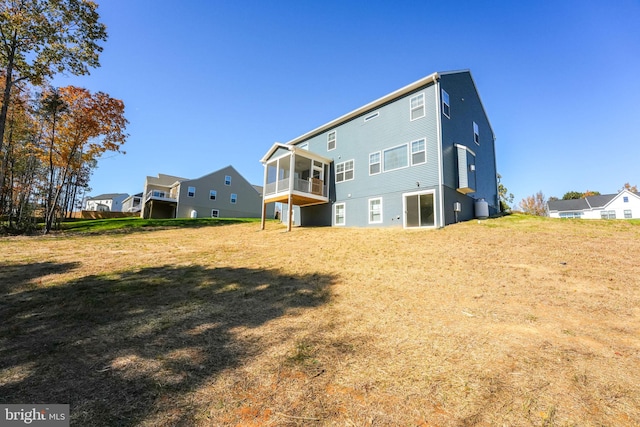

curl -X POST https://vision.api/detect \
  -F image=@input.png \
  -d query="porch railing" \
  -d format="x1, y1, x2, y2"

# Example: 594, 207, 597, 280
264, 177, 327, 198
145, 190, 177, 201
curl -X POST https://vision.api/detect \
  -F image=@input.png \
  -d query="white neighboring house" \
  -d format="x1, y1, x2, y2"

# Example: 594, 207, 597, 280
548, 190, 640, 219
84, 193, 129, 212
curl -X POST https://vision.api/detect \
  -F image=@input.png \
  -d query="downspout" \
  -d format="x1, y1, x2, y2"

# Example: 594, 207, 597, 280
260, 159, 268, 230
435, 78, 445, 228
287, 150, 295, 231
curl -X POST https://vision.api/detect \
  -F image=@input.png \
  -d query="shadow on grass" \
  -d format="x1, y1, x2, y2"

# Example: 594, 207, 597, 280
0, 263, 335, 426
0, 261, 81, 294
60, 217, 263, 235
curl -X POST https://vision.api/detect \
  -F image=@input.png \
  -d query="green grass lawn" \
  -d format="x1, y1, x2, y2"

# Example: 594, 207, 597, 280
59, 217, 262, 233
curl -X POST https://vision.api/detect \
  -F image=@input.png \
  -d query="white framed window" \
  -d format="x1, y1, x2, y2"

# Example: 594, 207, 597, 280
334, 203, 346, 226
411, 139, 426, 165
624, 209, 632, 219
224, 175, 232, 186
327, 131, 336, 151
369, 198, 382, 224
369, 152, 381, 175
473, 121, 480, 145
230, 193, 237, 204
410, 93, 425, 121
559, 212, 583, 219
601, 210, 616, 219
336, 160, 354, 182
364, 111, 379, 122
624, 196, 629, 203
442, 89, 450, 118
211, 209, 219, 218
383, 144, 408, 172
209, 190, 217, 200
187, 186, 196, 197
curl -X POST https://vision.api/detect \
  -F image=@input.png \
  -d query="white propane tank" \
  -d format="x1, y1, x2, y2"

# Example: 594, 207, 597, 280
474, 199, 489, 219
190, 210, 198, 218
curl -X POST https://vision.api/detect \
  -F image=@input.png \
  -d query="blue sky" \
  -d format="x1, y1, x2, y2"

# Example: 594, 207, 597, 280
53, 0, 640, 206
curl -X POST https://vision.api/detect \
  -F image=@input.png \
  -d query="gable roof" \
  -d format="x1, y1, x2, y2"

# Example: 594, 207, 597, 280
86, 193, 128, 201
548, 190, 640, 212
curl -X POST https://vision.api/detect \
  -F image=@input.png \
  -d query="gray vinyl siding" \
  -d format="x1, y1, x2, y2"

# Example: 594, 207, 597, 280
175, 166, 268, 218
439, 72, 498, 223
298, 82, 441, 227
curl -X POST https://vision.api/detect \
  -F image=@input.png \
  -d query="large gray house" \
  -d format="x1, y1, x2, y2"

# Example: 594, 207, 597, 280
260, 70, 499, 230
141, 165, 271, 219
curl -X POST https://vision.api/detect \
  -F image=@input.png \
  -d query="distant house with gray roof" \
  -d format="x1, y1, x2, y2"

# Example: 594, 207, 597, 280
547, 190, 640, 219
85, 193, 129, 212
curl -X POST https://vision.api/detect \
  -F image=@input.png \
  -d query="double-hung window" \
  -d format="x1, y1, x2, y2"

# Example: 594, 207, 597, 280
383, 144, 408, 172
335, 203, 346, 226
411, 139, 426, 165
211, 209, 219, 218
210, 190, 217, 200
187, 186, 196, 197
624, 210, 632, 219
327, 131, 336, 151
369, 198, 382, 224
369, 152, 381, 175
410, 93, 425, 121
442, 89, 450, 118
225, 175, 232, 186
230, 193, 237, 204
336, 160, 354, 182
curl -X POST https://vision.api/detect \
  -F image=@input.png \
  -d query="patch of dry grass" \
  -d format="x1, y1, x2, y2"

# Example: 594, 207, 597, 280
1, 215, 639, 426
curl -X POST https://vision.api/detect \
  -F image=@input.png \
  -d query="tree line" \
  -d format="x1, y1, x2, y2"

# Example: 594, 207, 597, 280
0, 0, 127, 233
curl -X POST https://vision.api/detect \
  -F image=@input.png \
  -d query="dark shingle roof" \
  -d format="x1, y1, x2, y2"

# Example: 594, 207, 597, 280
548, 194, 617, 211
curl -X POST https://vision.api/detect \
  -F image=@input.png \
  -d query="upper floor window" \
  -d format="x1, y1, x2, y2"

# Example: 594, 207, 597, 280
383, 144, 408, 172
473, 121, 480, 145
442, 89, 450, 118
410, 93, 425, 121
224, 175, 232, 186
210, 190, 217, 200
336, 160, 354, 183
187, 186, 196, 197
230, 193, 237, 204
624, 196, 629, 203
327, 131, 336, 151
411, 139, 426, 165
369, 152, 381, 175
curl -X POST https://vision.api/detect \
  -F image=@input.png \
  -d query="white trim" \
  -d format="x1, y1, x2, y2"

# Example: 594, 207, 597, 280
187, 186, 196, 197
209, 190, 217, 200
409, 92, 425, 121
334, 202, 346, 226
368, 197, 383, 224
382, 143, 409, 172
436, 81, 444, 228
402, 189, 437, 229
211, 209, 219, 218
224, 175, 232, 186
230, 193, 237, 204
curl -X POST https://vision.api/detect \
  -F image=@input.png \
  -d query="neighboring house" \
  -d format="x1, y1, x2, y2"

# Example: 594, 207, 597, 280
141, 165, 272, 219
259, 70, 499, 230
85, 193, 129, 212
122, 192, 143, 213
548, 190, 640, 219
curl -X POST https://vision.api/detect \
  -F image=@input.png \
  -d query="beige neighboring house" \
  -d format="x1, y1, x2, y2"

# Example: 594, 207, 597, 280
141, 165, 273, 219
85, 193, 129, 212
